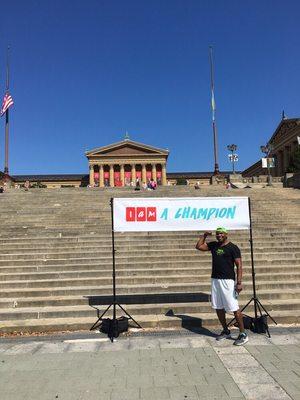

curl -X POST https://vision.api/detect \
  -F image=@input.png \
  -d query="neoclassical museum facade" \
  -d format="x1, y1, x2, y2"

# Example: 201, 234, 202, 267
243, 117, 300, 177
8, 116, 300, 188
85, 138, 169, 187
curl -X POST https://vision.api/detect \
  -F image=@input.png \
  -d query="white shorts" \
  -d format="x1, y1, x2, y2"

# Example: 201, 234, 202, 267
211, 278, 239, 312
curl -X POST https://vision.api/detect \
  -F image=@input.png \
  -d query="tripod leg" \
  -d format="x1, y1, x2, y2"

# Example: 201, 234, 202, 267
256, 299, 277, 324
90, 303, 113, 331
227, 298, 254, 327
117, 304, 142, 328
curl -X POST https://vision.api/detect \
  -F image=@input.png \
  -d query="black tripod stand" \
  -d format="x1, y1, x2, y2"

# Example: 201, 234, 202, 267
90, 198, 142, 342
227, 197, 277, 337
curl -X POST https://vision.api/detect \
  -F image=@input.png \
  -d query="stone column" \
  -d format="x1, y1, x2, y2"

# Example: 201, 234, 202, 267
99, 164, 104, 187
161, 163, 167, 186
278, 150, 284, 176
109, 165, 114, 187
142, 164, 147, 183
120, 164, 125, 187
283, 146, 291, 174
273, 154, 279, 177
131, 164, 136, 184
89, 164, 95, 186
152, 163, 157, 182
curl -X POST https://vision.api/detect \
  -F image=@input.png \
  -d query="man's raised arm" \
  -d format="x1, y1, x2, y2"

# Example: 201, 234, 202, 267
195, 232, 211, 251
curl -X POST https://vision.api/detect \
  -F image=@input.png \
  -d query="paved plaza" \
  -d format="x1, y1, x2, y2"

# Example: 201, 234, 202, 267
1, 326, 300, 400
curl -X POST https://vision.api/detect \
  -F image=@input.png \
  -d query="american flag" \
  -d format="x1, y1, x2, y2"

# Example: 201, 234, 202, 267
1, 92, 14, 116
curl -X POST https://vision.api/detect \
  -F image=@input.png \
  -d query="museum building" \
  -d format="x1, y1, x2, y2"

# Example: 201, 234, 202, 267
86, 138, 169, 187
6, 116, 300, 188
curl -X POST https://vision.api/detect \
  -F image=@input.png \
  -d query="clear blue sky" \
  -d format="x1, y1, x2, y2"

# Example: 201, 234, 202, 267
0, 0, 299, 175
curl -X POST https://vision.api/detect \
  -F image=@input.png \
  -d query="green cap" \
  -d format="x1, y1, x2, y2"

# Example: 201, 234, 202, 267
216, 227, 228, 234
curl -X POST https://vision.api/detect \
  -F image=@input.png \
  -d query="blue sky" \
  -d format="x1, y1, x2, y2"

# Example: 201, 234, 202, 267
0, 0, 299, 175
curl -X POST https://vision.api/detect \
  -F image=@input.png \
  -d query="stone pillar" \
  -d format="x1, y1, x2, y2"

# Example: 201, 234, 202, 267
89, 164, 95, 186
142, 164, 147, 184
131, 164, 136, 184
273, 154, 279, 177
276, 151, 281, 176
162, 163, 167, 186
283, 146, 290, 174
109, 165, 114, 187
99, 164, 104, 187
120, 164, 125, 187
152, 164, 157, 182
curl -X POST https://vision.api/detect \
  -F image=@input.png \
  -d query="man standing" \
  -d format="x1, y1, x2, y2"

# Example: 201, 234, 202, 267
196, 227, 248, 345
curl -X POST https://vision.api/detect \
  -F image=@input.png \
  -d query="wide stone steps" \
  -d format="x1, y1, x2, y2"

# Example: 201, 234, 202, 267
0, 257, 296, 269
2, 288, 300, 310
1, 249, 300, 262
1, 187, 300, 333
1, 267, 299, 281
1, 238, 300, 252
1, 279, 300, 299
0, 264, 297, 277
1, 309, 300, 334
1, 298, 299, 321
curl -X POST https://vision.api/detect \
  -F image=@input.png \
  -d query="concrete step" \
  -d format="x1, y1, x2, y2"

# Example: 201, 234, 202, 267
2, 248, 300, 261
1, 288, 299, 309
1, 280, 300, 298
0, 298, 297, 321
0, 309, 298, 334
2, 267, 300, 281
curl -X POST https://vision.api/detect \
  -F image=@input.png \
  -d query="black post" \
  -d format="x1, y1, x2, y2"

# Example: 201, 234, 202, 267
248, 197, 258, 320
90, 197, 142, 340
111, 198, 117, 339
227, 196, 277, 336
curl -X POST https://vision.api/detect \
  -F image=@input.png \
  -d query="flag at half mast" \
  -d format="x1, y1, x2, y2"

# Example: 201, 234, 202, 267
211, 89, 216, 118
1, 92, 14, 116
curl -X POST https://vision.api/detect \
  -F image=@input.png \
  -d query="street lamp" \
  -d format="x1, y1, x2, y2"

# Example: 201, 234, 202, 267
227, 144, 238, 174
260, 144, 273, 186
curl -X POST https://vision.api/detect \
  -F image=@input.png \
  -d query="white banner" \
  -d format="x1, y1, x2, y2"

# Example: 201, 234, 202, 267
113, 197, 250, 232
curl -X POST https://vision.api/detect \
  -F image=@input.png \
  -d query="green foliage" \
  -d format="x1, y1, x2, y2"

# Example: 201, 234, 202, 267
287, 148, 300, 173
176, 177, 188, 185
31, 181, 47, 188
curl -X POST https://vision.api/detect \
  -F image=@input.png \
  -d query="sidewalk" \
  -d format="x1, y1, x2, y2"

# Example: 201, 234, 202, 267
0, 326, 300, 400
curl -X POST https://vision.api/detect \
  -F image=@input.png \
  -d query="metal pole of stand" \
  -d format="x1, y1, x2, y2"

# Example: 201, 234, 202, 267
248, 197, 258, 320
90, 197, 142, 339
111, 197, 117, 342
227, 197, 277, 336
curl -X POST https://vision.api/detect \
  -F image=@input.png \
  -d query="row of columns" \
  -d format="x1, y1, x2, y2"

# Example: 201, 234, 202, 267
89, 163, 167, 187
273, 141, 298, 176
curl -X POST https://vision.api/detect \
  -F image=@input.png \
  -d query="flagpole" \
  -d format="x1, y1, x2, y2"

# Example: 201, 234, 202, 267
4, 46, 10, 174
209, 46, 219, 175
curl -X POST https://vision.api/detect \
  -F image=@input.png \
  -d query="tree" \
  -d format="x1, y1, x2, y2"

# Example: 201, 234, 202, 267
176, 177, 187, 185
287, 148, 300, 173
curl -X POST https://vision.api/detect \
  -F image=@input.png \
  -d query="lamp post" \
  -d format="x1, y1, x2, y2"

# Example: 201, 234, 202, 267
227, 144, 237, 174
260, 144, 273, 186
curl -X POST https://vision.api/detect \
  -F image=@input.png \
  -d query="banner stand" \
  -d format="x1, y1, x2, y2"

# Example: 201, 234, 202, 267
227, 197, 277, 337
90, 198, 142, 342
90, 196, 277, 340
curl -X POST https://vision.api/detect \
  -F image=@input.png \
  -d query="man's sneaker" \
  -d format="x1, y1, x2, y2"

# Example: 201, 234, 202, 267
216, 329, 231, 341
233, 332, 249, 346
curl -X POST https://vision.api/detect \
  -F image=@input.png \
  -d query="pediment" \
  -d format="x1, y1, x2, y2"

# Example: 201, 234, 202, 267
269, 119, 300, 145
86, 140, 169, 157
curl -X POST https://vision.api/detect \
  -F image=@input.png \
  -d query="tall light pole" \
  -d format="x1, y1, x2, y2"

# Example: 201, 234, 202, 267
260, 144, 273, 186
227, 144, 237, 174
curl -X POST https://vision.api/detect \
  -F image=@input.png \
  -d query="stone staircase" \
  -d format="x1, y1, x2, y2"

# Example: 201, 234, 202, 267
0, 185, 300, 334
